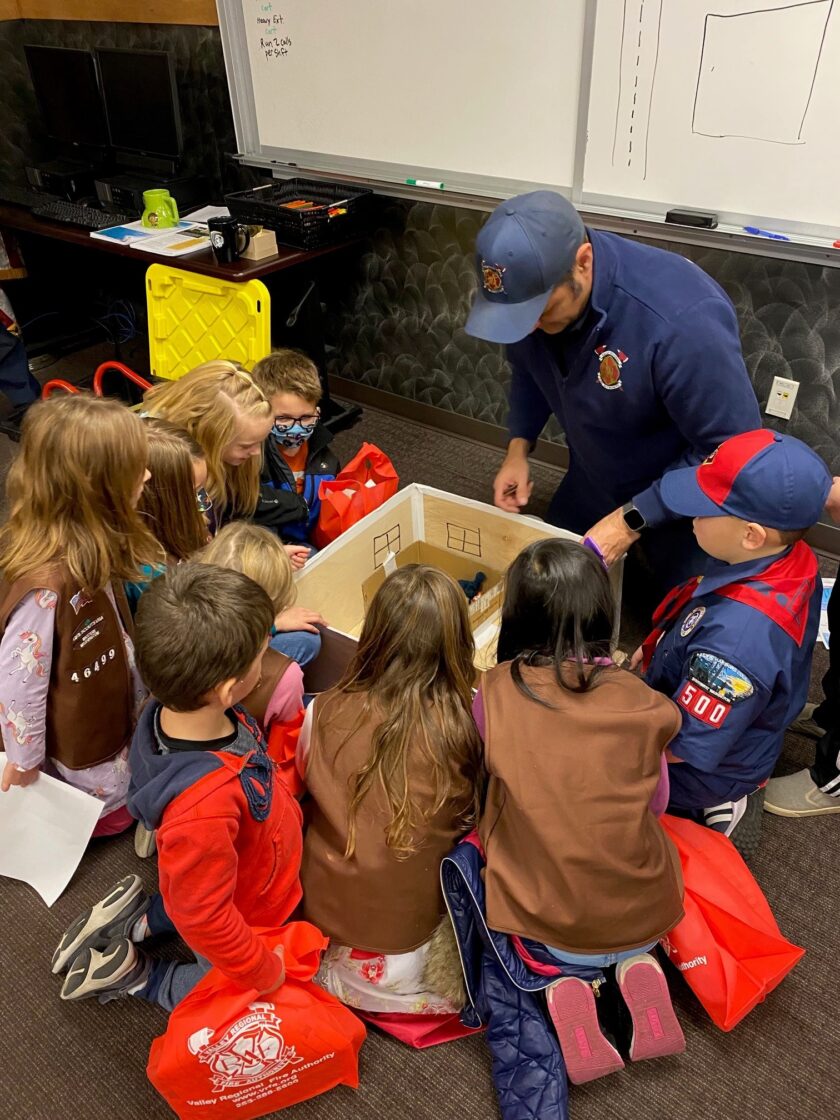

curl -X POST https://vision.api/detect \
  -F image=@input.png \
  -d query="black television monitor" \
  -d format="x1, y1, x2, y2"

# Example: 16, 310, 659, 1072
96, 48, 182, 159
24, 44, 109, 149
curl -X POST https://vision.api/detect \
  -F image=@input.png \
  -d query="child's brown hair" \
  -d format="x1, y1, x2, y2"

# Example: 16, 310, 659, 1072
251, 348, 322, 404
198, 522, 295, 615
327, 564, 483, 858
135, 561, 274, 711
0, 393, 162, 592
138, 419, 209, 562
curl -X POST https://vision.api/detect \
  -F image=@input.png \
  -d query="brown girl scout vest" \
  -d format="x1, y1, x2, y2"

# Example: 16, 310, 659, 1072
301, 689, 470, 953
479, 661, 685, 954
241, 648, 294, 731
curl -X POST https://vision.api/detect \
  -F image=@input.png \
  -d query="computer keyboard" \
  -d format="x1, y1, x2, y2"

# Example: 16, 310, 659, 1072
31, 201, 138, 229
0, 183, 62, 209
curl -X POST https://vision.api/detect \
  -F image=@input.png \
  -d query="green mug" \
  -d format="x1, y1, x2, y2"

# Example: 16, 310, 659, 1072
142, 189, 179, 229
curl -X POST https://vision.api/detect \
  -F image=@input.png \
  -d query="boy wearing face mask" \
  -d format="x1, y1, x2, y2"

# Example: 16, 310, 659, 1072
251, 350, 340, 548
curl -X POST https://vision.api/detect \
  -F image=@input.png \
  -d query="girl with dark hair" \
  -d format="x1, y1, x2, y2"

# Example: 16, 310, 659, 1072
476, 538, 686, 1084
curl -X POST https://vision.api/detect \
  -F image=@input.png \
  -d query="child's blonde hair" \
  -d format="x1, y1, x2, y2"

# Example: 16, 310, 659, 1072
0, 394, 162, 592
138, 419, 209, 562
251, 349, 322, 404
198, 522, 295, 615
142, 360, 271, 519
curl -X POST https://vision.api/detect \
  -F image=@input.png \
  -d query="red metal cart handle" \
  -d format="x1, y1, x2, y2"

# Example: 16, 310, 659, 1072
92, 362, 152, 397
41, 380, 80, 399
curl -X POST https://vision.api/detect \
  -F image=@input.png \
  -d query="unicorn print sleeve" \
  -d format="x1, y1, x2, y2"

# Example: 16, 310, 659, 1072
0, 589, 54, 771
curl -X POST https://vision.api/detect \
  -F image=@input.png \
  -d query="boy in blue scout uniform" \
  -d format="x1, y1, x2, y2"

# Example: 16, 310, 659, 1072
640, 429, 831, 842
466, 191, 761, 599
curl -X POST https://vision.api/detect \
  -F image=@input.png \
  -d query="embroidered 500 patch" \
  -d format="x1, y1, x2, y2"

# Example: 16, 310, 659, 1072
677, 680, 731, 727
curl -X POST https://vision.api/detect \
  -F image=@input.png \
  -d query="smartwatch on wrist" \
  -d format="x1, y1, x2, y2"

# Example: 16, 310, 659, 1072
621, 502, 647, 533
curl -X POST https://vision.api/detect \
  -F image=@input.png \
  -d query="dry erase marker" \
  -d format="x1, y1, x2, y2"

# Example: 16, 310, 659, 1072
743, 226, 790, 242
406, 178, 445, 189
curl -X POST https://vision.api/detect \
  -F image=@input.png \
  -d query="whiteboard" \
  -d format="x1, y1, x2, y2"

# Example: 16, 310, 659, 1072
219, 0, 587, 196
582, 0, 840, 236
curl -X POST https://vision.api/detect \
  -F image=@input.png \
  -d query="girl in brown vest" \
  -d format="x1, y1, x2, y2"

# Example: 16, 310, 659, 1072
476, 539, 685, 1083
0, 395, 161, 836
298, 564, 482, 1014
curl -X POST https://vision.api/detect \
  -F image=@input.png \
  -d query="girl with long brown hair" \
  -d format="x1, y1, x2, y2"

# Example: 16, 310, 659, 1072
298, 564, 483, 1014
0, 394, 161, 836
137, 419, 210, 564
142, 359, 272, 524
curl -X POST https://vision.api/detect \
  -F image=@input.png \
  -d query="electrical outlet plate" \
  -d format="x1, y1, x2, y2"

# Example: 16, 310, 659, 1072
765, 376, 799, 420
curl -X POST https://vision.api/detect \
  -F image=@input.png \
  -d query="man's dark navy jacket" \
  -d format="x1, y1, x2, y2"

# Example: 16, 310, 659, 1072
506, 230, 762, 531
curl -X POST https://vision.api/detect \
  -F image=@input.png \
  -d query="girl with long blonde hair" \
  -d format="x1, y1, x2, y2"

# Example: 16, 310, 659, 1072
0, 394, 161, 836
298, 564, 483, 1014
142, 360, 272, 522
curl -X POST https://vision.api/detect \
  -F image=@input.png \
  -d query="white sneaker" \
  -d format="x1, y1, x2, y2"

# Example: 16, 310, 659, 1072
788, 703, 826, 741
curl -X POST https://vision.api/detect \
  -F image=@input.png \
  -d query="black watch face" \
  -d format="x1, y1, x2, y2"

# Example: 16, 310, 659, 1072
624, 507, 645, 531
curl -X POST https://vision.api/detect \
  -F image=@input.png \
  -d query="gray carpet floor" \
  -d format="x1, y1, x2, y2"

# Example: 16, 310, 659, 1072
0, 389, 837, 1120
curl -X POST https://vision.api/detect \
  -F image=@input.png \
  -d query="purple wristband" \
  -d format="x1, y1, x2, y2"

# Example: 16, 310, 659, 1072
583, 535, 609, 571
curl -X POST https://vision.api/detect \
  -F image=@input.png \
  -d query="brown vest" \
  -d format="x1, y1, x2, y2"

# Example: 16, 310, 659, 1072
0, 569, 135, 770
480, 662, 684, 954
241, 648, 293, 730
301, 689, 468, 953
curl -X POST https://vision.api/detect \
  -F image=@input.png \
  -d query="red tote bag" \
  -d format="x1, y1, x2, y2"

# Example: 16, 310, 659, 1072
659, 814, 804, 1031
312, 443, 398, 549
147, 922, 366, 1120
358, 1010, 483, 1048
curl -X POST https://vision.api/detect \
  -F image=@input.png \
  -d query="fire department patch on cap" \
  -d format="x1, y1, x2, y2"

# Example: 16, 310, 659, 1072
481, 261, 506, 294
680, 605, 706, 636
595, 345, 628, 391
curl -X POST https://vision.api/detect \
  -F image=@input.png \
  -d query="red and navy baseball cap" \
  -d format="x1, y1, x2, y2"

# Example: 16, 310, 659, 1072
661, 430, 832, 530
465, 191, 586, 345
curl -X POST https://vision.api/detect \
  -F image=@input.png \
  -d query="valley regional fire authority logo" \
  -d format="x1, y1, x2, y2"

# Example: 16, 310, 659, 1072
595, 345, 629, 391
187, 1002, 304, 1092
481, 261, 506, 293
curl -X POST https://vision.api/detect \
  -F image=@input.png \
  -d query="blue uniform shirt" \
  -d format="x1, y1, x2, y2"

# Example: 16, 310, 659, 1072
506, 230, 761, 530
644, 548, 821, 809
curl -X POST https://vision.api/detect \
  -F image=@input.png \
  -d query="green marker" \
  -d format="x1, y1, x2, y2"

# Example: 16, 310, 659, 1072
406, 179, 445, 189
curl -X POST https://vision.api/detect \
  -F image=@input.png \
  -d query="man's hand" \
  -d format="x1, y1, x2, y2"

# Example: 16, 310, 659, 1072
283, 545, 309, 571
493, 440, 533, 513
629, 646, 644, 673
274, 606, 327, 634
1, 761, 39, 792
584, 507, 640, 568
825, 476, 840, 525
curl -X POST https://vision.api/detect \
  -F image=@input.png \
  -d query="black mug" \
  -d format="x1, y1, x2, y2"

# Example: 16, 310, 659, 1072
208, 216, 251, 263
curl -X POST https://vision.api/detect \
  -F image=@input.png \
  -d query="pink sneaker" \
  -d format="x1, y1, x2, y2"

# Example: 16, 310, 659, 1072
546, 977, 625, 1084
616, 953, 686, 1061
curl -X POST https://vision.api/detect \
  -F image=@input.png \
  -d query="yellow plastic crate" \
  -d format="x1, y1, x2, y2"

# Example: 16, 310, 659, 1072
146, 264, 271, 380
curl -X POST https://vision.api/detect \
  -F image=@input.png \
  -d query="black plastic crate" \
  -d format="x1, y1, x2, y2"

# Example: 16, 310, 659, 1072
224, 178, 372, 249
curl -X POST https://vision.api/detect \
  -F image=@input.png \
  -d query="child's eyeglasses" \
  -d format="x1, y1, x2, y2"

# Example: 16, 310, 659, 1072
196, 487, 213, 514
272, 409, 320, 433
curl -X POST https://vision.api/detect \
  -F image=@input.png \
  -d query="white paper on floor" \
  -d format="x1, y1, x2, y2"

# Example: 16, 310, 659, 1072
820, 579, 834, 649
0, 752, 103, 906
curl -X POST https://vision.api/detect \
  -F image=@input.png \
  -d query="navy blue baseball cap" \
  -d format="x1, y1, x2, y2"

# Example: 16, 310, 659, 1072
661, 430, 832, 530
465, 191, 586, 345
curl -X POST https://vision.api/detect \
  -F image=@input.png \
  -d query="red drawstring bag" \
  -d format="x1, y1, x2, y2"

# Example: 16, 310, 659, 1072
357, 1010, 482, 1048
266, 708, 305, 799
659, 814, 804, 1031
147, 922, 366, 1119
312, 443, 398, 549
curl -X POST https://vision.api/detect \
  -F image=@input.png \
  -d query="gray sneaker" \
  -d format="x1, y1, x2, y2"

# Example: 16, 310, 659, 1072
60, 939, 150, 1002
52, 874, 149, 975
788, 702, 826, 741
765, 769, 840, 817
134, 822, 157, 859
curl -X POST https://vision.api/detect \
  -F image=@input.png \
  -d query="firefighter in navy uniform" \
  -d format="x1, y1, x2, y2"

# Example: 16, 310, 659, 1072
639, 430, 831, 855
465, 191, 761, 602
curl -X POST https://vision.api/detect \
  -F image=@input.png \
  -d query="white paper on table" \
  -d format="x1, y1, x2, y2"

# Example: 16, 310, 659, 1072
0, 752, 104, 906
819, 579, 834, 649
184, 204, 231, 223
